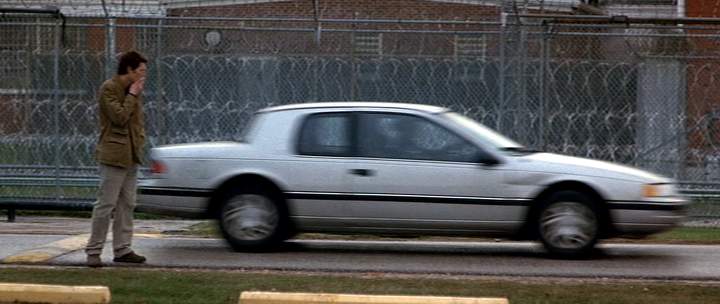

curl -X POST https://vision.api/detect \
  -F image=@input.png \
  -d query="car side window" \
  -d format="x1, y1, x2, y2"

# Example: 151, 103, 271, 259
297, 113, 352, 156
358, 113, 480, 162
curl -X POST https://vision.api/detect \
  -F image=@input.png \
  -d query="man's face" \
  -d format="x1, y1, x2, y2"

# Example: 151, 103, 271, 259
128, 63, 147, 82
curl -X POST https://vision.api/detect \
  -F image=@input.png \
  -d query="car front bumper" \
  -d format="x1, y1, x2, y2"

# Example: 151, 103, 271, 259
608, 198, 688, 236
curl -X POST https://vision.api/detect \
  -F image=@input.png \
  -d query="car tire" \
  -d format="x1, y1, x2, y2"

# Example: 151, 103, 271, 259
218, 187, 288, 252
537, 190, 600, 258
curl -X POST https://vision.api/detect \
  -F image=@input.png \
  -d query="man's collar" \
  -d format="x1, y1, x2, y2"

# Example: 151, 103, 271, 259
113, 75, 131, 89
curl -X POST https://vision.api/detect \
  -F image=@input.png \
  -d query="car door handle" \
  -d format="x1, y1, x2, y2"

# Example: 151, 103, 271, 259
349, 169, 374, 176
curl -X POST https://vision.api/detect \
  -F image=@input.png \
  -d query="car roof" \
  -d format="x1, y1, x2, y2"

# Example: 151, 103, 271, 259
258, 102, 449, 114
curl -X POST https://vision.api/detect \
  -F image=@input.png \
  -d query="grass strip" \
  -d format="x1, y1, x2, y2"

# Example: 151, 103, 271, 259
643, 226, 720, 244
0, 267, 718, 304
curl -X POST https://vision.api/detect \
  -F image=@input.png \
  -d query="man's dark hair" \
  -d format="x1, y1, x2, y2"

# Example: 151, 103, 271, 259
117, 51, 147, 75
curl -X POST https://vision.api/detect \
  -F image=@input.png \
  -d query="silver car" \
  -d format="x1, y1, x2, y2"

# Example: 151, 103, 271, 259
138, 102, 687, 257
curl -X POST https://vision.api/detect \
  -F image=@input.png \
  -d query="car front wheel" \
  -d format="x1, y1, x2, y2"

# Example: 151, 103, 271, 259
538, 191, 599, 258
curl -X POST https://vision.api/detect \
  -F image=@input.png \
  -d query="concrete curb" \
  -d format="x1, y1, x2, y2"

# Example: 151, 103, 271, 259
0, 283, 110, 304
2, 234, 90, 264
2, 233, 163, 264
239, 292, 509, 304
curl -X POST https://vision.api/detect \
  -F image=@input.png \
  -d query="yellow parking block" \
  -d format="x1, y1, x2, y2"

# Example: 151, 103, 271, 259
135, 233, 165, 239
239, 292, 509, 304
0, 283, 110, 304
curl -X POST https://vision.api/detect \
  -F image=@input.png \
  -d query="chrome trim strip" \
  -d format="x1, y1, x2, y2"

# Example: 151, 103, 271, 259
138, 187, 213, 197
285, 191, 531, 206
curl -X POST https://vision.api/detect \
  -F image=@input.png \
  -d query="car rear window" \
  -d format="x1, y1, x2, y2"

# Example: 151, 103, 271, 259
297, 113, 352, 156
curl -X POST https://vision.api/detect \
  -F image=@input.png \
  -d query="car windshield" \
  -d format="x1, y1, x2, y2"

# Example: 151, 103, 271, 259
442, 112, 527, 153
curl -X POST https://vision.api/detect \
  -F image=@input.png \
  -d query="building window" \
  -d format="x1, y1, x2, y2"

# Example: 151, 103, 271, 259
0, 18, 77, 52
454, 35, 487, 59
0, 18, 28, 50
354, 32, 382, 56
136, 26, 159, 53
34, 18, 55, 52
0, 52, 27, 89
63, 26, 87, 51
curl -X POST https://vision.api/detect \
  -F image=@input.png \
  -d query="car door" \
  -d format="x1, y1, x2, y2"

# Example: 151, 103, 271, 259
282, 111, 356, 230
346, 111, 526, 235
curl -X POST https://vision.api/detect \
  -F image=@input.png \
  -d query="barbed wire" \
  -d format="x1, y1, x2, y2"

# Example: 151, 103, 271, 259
2, 1, 720, 19
1, 52, 719, 179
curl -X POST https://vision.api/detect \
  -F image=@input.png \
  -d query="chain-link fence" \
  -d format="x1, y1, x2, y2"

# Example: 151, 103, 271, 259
1, 9, 719, 219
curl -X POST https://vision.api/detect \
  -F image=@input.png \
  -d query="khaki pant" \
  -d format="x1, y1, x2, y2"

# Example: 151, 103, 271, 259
85, 164, 137, 257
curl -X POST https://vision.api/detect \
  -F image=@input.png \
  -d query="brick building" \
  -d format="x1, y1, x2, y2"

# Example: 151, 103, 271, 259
685, 1, 720, 158
161, 0, 506, 56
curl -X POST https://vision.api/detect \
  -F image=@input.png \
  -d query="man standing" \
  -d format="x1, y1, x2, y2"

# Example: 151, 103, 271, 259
86, 51, 148, 267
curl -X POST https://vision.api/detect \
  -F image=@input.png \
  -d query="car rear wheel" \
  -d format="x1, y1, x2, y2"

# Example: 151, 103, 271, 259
218, 188, 286, 251
538, 191, 599, 258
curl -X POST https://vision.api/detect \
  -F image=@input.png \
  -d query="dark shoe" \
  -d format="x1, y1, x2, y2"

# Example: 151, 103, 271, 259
87, 255, 102, 268
113, 251, 146, 264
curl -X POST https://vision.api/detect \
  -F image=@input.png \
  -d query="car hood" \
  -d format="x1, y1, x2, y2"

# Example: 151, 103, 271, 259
520, 152, 671, 183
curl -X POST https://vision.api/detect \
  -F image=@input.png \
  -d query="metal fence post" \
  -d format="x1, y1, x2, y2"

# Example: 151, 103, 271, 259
518, 23, 528, 144
53, 18, 61, 203
313, 57, 319, 102
538, 23, 550, 150
156, 18, 165, 146
105, 18, 116, 80
498, 12, 506, 132
350, 17, 357, 101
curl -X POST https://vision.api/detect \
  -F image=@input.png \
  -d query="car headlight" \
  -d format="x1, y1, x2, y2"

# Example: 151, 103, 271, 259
642, 183, 676, 198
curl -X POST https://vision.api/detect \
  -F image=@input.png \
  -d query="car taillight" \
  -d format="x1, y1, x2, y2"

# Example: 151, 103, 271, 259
150, 160, 167, 174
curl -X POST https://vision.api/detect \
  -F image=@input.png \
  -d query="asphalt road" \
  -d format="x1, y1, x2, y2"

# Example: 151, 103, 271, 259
2, 234, 719, 281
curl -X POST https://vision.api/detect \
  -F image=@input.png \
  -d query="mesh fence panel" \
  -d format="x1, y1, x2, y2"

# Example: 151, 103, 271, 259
1, 14, 719, 218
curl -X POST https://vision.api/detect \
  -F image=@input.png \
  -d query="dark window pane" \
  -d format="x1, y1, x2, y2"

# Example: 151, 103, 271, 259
298, 113, 351, 156
358, 113, 479, 162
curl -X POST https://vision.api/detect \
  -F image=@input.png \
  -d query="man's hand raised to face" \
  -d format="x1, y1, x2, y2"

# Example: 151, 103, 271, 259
129, 77, 145, 96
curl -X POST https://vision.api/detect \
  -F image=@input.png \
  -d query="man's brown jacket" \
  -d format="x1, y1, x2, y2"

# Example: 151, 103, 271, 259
95, 76, 146, 168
